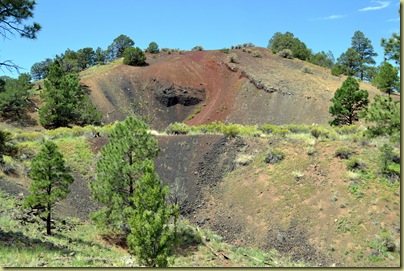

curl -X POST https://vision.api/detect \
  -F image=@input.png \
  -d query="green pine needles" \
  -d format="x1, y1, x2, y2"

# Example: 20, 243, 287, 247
24, 141, 74, 235
89, 116, 178, 266
329, 76, 369, 126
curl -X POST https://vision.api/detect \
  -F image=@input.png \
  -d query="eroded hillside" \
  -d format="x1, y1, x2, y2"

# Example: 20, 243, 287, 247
80, 48, 384, 130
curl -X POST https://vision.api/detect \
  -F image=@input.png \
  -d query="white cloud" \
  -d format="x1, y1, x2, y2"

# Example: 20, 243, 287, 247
359, 1, 390, 11
313, 14, 346, 20
386, 18, 400, 22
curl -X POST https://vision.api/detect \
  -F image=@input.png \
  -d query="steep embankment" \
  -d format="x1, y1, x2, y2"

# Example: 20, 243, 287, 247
80, 48, 385, 130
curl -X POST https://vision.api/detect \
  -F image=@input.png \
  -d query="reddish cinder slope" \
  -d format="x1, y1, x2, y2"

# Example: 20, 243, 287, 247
80, 48, 389, 130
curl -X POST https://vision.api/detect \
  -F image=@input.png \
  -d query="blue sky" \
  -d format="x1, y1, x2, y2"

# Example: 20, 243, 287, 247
1, 0, 400, 78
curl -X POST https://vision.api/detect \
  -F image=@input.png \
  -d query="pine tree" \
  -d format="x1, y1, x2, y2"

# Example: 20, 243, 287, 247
351, 30, 378, 80
373, 62, 399, 96
89, 116, 159, 233
39, 60, 101, 128
329, 76, 369, 126
361, 94, 400, 136
24, 141, 74, 235
0, 73, 32, 119
127, 160, 178, 267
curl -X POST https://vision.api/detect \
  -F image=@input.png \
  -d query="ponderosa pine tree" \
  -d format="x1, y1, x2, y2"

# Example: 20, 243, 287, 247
89, 116, 159, 233
127, 160, 178, 267
0, 73, 33, 119
0, 0, 41, 71
351, 30, 378, 81
39, 60, 101, 128
329, 76, 369, 126
361, 94, 400, 136
373, 61, 399, 96
24, 141, 74, 235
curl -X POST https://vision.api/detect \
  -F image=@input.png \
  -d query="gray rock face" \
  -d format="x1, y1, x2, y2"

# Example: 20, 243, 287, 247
150, 79, 205, 107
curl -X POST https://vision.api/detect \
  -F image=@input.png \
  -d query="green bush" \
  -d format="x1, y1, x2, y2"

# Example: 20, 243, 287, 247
346, 158, 366, 171
192, 46, 203, 51
147, 42, 159, 54
331, 65, 344, 76
165, 122, 190, 135
123, 47, 146, 66
264, 148, 285, 164
252, 50, 261, 58
259, 124, 276, 134
227, 53, 238, 63
335, 146, 354, 159
274, 129, 290, 138
222, 124, 241, 138
301, 66, 313, 74
278, 49, 293, 59
219, 48, 230, 54
284, 124, 310, 134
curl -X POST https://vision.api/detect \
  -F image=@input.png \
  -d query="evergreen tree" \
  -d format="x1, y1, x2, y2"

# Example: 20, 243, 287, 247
372, 61, 399, 96
0, 130, 14, 165
361, 95, 400, 136
147, 42, 159, 54
24, 141, 74, 235
127, 160, 178, 267
335, 47, 361, 76
329, 76, 369, 126
89, 116, 159, 233
123, 47, 146, 66
381, 33, 400, 65
0, 73, 32, 119
39, 60, 101, 128
0, 0, 41, 71
107, 34, 135, 60
351, 30, 378, 80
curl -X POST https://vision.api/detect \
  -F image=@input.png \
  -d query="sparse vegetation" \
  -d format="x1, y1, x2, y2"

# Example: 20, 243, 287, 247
227, 53, 238, 63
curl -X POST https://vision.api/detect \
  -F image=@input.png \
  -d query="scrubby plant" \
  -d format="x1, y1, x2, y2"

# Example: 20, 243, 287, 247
123, 47, 146, 66
278, 49, 293, 59
227, 53, 238, 63
274, 129, 290, 138
301, 66, 313, 74
219, 48, 230, 54
264, 148, 285, 164
346, 157, 366, 171
335, 146, 354, 159
222, 124, 241, 138
252, 50, 261, 58
192, 46, 203, 51
165, 122, 190, 135
259, 124, 277, 134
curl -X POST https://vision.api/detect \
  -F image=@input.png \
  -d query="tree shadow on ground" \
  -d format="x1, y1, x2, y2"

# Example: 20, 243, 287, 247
0, 228, 73, 255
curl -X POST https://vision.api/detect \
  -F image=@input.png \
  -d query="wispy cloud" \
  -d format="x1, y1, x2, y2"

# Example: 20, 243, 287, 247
313, 14, 346, 21
359, 1, 390, 12
386, 18, 400, 22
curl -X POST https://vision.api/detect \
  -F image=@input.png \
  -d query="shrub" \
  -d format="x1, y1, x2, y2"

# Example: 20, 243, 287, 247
246, 49, 252, 54
147, 42, 159, 54
259, 124, 276, 134
123, 47, 146, 66
346, 158, 366, 171
302, 66, 313, 74
252, 50, 261, 58
222, 124, 241, 138
335, 146, 353, 159
227, 53, 238, 63
264, 148, 285, 164
192, 46, 203, 51
274, 129, 290, 138
306, 145, 315, 156
278, 49, 293, 59
165, 122, 190, 135
310, 128, 322, 138
331, 65, 344, 76
219, 48, 230, 54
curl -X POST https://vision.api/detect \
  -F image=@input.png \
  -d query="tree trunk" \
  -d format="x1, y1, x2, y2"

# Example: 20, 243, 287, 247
47, 203, 51, 235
